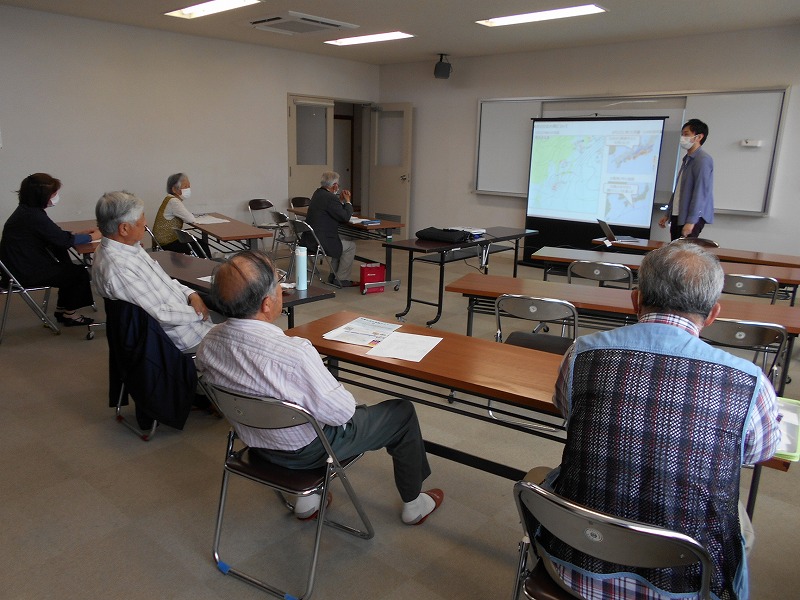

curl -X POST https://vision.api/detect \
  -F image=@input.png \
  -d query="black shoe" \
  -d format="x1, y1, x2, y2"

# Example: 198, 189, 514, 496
327, 273, 337, 284
54, 312, 95, 326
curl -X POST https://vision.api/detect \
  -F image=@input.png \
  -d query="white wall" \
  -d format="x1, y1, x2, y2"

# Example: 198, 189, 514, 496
379, 25, 800, 254
0, 6, 379, 226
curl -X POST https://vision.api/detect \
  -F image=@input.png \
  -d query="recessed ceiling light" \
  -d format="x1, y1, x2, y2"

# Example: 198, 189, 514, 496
476, 4, 606, 27
325, 31, 414, 46
165, 0, 260, 20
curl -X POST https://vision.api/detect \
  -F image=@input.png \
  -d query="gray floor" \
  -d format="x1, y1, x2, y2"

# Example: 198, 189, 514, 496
1, 239, 798, 599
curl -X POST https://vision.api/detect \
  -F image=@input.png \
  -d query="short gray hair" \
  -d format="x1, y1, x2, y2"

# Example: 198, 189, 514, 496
95, 191, 145, 236
638, 241, 724, 318
211, 250, 278, 319
166, 173, 187, 194
320, 171, 340, 188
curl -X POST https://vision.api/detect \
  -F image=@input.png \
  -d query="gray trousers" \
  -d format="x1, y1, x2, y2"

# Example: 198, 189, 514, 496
331, 237, 356, 281
253, 399, 431, 502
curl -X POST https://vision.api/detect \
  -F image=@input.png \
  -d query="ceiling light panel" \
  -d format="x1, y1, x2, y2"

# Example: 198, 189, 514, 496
476, 4, 606, 27
325, 31, 414, 46
166, 0, 260, 20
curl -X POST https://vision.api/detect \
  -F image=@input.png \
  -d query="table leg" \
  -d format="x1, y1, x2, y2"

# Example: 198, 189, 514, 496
746, 464, 762, 519
286, 306, 295, 329
396, 251, 416, 320
466, 297, 476, 336
513, 239, 520, 277
384, 232, 393, 281
425, 255, 447, 327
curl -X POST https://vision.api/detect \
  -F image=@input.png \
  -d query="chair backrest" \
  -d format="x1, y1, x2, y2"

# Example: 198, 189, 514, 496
567, 260, 633, 289
722, 274, 779, 304
145, 225, 163, 251
200, 380, 344, 463
290, 219, 323, 253
513, 480, 713, 598
700, 317, 787, 384
679, 237, 719, 248
495, 294, 578, 350
173, 228, 208, 259
248, 198, 274, 226
290, 196, 310, 208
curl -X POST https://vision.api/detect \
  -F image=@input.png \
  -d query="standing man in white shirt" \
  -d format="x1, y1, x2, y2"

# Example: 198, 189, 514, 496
93, 190, 213, 352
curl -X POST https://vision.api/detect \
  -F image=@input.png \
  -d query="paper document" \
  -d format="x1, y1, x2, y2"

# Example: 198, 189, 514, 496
776, 397, 800, 461
323, 317, 402, 347
198, 276, 213, 283
193, 215, 229, 225
350, 217, 369, 224
446, 226, 486, 235
367, 332, 443, 362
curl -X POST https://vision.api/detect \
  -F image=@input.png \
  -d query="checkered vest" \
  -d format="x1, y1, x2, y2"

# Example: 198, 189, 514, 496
543, 323, 761, 599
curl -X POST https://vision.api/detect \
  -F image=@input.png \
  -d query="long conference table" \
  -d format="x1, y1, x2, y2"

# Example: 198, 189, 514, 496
287, 310, 566, 480
592, 237, 800, 269
444, 273, 794, 517
189, 212, 273, 251
531, 246, 800, 303
150, 251, 334, 328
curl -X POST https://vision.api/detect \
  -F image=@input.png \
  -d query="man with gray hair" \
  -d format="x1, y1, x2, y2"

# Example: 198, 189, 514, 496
93, 190, 212, 351
197, 250, 443, 524
305, 171, 357, 287
536, 241, 780, 599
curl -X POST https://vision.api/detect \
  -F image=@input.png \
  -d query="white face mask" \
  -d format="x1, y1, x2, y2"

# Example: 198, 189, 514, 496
679, 135, 696, 150
49, 192, 60, 206
180, 187, 191, 200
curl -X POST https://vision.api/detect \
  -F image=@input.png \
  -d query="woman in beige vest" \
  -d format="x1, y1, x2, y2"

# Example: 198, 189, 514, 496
152, 173, 209, 255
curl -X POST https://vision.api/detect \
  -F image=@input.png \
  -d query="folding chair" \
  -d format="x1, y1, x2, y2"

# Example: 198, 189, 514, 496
511, 480, 713, 600
247, 198, 276, 228
200, 380, 374, 599
723, 273, 779, 304
567, 260, 633, 289
269, 210, 297, 269
146, 225, 163, 251
495, 294, 578, 353
699, 318, 787, 389
173, 228, 209, 259
487, 295, 577, 430
290, 196, 311, 209
0, 258, 60, 343
290, 220, 340, 287
105, 298, 197, 441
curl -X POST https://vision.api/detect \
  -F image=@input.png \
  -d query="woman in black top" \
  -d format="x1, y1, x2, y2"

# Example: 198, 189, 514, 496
0, 173, 100, 325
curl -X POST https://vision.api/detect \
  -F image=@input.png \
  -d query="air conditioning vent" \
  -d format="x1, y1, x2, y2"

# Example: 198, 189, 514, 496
246, 11, 359, 35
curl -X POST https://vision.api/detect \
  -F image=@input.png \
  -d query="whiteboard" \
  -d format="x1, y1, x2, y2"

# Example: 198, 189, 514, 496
475, 89, 787, 214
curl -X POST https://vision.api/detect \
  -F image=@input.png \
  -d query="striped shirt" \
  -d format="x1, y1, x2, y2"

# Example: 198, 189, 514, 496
196, 318, 356, 450
93, 237, 212, 351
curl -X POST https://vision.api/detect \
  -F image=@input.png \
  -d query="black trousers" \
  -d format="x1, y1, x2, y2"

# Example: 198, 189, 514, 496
669, 216, 706, 241
254, 399, 431, 502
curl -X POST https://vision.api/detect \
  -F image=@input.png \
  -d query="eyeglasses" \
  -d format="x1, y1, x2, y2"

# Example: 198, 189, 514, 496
276, 268, 287, 283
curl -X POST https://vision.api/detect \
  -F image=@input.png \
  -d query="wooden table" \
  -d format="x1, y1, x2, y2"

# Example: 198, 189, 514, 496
287, 310, 565, 479
386, 227, 538, 326
190, 212, 273, 251
591, 237, 800, 269
289, 206, 405, 293
444, 273, 792, 517
531, 246, 800, 303
150, 251, 335, 328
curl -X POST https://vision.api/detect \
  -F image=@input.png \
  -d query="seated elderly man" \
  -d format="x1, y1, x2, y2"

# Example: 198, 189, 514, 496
196, 250, 443, 523
93, 190, 213, 352
537, 242, 780, 600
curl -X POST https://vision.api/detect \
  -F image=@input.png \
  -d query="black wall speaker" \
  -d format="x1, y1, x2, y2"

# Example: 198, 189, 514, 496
434, 54, 451, 79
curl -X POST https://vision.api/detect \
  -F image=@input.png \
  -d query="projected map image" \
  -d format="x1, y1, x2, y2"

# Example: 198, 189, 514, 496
527, 119, 664, 226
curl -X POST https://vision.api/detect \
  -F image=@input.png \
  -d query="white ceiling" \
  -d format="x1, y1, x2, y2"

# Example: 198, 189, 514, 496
3, 0, 800, 65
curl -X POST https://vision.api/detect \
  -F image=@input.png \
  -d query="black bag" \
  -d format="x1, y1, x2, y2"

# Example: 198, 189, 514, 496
415, 227, 470, 243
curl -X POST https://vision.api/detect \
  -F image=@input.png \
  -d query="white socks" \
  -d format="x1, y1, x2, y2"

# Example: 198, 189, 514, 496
401, 492, 436, 525
293, 493, 322, 519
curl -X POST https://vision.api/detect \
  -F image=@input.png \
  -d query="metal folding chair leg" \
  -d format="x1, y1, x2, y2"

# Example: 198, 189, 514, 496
114, 384, 158, 441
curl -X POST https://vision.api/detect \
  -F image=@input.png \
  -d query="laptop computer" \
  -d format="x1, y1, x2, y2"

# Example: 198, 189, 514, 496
597, 219, 640, 243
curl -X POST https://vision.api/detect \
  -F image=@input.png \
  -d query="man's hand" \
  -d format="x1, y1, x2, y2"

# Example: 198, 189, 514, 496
188, 292, 210, 321
658, 215, 669, 229
681, 223, 695, 237
341, 189, 352, 203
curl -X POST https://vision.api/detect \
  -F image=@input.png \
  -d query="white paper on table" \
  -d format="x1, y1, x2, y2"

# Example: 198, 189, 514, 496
350, 217, 369, 224
323, 317, 402, 347
366, 331, 442, 362
193, 215, 229, 225
198, 276, 213, 283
